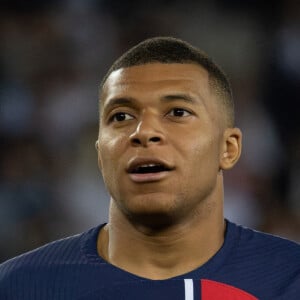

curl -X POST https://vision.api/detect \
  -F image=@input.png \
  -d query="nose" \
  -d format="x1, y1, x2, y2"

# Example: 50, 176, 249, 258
129, 113, 165, 147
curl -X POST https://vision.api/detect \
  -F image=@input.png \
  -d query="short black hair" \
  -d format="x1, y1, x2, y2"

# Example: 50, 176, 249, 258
100, 36, 234, 126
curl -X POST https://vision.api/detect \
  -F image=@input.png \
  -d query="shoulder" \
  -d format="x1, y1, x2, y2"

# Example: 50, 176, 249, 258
0, 235, 77, 280
0, 225, 102, 281
227, 220, 300, 271
231, 221, 300, 252
221, 221, 300, 298
0, 224, 128, 299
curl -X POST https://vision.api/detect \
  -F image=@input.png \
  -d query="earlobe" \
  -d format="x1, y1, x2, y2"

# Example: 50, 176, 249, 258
219, 128, 242, 170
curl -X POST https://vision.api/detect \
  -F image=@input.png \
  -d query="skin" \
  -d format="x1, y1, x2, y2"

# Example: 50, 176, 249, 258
96, 63, 242, 279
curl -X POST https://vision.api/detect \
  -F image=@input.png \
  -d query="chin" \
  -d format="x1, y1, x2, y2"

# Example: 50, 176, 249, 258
114, 192, 186, 229
125, 202, 183, 231
127, 211, 178, 232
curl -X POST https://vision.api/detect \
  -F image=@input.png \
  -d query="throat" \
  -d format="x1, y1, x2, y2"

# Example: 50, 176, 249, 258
97, 220, 225, 280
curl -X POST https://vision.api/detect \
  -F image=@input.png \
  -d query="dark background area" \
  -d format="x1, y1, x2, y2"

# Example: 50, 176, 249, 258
0, 0, 299, 262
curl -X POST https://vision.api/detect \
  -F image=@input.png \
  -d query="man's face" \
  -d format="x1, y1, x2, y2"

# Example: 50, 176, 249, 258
97, 63, 236, 225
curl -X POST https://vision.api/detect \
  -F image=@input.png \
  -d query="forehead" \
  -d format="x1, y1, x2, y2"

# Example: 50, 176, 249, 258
101, 63, 211, 100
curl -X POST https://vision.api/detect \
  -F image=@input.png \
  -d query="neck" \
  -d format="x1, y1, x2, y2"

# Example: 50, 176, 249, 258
97, 177, 225, 280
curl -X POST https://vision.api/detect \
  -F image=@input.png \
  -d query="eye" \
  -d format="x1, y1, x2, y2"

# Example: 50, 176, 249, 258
110, 112, 134, 122
168, 108, 191, 117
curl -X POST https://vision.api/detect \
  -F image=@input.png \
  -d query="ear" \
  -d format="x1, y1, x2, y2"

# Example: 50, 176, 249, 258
95, 140, 99, 151
95, 140, 103, 171
219, 128, 242, 170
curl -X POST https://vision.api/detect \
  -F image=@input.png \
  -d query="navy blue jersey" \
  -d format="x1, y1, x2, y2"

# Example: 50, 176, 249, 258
1, 220, 299, 299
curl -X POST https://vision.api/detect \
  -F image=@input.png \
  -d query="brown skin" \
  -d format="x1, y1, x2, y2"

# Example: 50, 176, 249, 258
96, 63, 242, 279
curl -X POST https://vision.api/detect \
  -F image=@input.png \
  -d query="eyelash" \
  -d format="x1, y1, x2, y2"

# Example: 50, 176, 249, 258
167, 108, 192, 117
109, 112, 134, 122
109, 107, 192, 123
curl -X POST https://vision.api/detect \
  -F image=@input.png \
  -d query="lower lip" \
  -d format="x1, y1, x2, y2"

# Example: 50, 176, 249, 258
128, 171, 170, 183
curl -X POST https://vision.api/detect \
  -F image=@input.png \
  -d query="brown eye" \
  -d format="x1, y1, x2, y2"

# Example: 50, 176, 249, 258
111, 112, 134, 122
168, 108, 191, 117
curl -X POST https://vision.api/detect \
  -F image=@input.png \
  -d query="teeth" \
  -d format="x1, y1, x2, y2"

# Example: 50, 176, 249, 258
132, 163, 167, 174
140, 164, 158, 168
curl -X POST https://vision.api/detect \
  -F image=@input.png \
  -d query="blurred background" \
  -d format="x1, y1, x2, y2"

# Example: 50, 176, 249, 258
0, 0, 299, 262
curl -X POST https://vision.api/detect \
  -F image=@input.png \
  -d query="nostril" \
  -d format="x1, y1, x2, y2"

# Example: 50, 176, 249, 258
150, 137, 161, 143
132, 138, 141, 145
130, 134, 162, 147
131, 137, 160, 145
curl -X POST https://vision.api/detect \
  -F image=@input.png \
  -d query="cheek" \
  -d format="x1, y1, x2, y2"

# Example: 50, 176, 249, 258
183, 134, 221, 175
99, 130, 126, 156
180, 138, 221, 200
98, 145, 119, 199
98, 133, 127, 178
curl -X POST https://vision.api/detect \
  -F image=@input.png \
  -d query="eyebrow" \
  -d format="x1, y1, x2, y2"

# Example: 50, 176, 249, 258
102, 97, 136, 112
102, 93, 200, 113
160, 93, 198, 104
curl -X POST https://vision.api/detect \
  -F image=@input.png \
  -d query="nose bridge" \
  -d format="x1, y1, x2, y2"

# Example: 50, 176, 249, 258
130, 110, 164, 146
137, 110, 158, 132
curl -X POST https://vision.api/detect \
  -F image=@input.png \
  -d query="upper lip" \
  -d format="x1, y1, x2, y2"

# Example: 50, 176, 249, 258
126, 157, 175, 173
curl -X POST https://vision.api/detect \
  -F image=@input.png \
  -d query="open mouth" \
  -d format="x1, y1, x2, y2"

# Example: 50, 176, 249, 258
130, 163, 171, 174
127, 159, 174, 182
